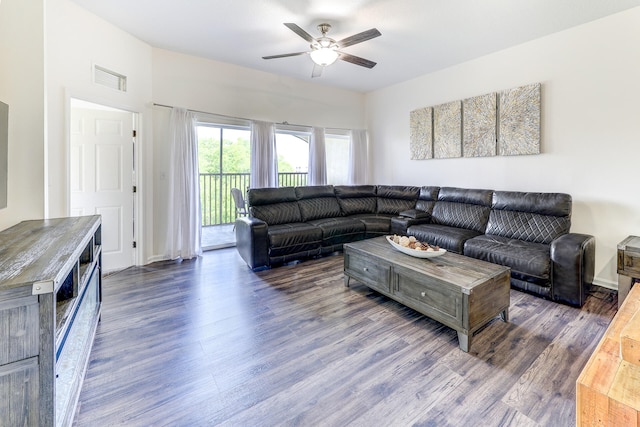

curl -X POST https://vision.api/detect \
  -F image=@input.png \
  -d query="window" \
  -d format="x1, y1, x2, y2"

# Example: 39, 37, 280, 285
275, 130, 309, 187
325, 133, 350, 185
93, 65, 127, 92
273, 128, 351, 186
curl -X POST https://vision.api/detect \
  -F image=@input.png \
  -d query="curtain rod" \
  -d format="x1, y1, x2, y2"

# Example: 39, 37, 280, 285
152, 102, 354, 132
153, 102, 251, 122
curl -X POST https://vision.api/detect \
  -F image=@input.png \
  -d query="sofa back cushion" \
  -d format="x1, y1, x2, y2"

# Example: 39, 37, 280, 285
486, 191, 572, 244
376, 185, 420, 215
415, 186, 440, 213
248, 187, 302, 225
334, 185, 377, 215
295, 185, 342, 221
431, 187, 493, 233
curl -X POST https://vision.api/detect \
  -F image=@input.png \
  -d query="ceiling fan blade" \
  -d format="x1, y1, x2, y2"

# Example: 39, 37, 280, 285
338, 52, 377, 68
284, 23, 315, 43
311, 64, 323, 78
262, 52, 308, 60
337, 28, 381, 48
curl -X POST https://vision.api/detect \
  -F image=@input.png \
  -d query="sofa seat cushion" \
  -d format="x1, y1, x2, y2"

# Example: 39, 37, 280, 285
267, 223, 322, 257
415, 186, 440, 212
252, 201, 302, 225
335, 185, 377, 215
485, 192, 572, 254
249, 187, 303, 225
430, 187, 493, 234
464, 234, 551, 284
377, 197, 416, 215
486, 208, 570, 244
349, 214, 393, 238
408, 224, 481, 254
295, 185, 342, 221
307, 217, 365, 246
376, 185, 420, 215
431, 202, 491, 234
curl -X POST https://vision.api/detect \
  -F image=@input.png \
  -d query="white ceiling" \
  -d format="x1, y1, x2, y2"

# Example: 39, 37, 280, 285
71, 0, 640, 93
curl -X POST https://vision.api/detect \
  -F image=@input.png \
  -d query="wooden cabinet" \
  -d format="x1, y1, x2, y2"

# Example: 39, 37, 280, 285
576, 282, 640, 426
618, 235, 640, 308
0, 216, 102, 427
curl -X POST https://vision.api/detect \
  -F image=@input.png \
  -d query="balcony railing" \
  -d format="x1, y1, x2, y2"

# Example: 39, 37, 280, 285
200, 172, 308, 226
278, 172, 308, 188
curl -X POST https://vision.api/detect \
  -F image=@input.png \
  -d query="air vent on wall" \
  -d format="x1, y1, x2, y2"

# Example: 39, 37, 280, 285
94, 65, 127, 92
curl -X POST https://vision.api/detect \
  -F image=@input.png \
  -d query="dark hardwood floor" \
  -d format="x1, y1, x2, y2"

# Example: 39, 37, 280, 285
73, 248, 617, 426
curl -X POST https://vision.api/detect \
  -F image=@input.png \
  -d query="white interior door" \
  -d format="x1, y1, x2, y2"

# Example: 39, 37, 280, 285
70, 102, 135, 272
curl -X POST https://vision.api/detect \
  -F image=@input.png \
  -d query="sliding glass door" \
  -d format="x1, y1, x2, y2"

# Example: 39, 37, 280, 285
198, 124, 250, 248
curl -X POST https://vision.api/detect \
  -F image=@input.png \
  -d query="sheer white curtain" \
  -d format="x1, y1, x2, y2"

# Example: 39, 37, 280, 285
348, 129, 368, 184
250, 120, 278, 188
308, 127, 327, 186
166, 107, 202, 260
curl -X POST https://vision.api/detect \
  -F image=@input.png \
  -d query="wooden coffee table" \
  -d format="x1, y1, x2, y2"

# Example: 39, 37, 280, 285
343, 236, 511, 352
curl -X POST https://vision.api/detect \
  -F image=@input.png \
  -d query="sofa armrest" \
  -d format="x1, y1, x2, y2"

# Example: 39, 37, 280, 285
399, 209, 431, 219
550, 233, 595, 307
390, 213, 432, 235
235, 216, 270, 270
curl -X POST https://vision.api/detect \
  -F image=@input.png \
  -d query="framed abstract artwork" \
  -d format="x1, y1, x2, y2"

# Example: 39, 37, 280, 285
498, 83, 541, 156
409, 107, 433, 160
433, 100, 461, 159
409, 82, 541, 160
463, 92, 496, 157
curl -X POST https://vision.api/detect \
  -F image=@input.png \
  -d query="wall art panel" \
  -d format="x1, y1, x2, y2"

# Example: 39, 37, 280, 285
498, 83, 541, 156
409, 106, 433, 159
433, 101, 461, 159
463, 93, 496, 157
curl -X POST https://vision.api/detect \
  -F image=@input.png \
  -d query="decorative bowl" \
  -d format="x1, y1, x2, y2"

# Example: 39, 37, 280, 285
385, 235, 447, 259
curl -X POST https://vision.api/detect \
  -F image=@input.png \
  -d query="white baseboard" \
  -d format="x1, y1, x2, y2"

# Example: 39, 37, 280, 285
146, 254, 170, 264
593, 277, 617, 291
103, 267, 129, 276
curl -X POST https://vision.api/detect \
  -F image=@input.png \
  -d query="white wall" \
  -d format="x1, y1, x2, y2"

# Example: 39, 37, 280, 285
45, 0, 154, 263
0, 0, 45, 230
152, 48, 366, 129
151, 49, 366, 258
366, 7, 640, 287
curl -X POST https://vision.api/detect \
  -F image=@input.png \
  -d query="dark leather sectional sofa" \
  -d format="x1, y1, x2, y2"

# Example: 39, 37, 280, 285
235, 185, 595, 307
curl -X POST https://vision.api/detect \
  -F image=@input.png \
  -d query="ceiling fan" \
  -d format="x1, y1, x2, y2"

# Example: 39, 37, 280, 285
263, 23, 381, 78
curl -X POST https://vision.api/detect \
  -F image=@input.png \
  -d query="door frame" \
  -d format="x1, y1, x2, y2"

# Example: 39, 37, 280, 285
65, 90, 142, 269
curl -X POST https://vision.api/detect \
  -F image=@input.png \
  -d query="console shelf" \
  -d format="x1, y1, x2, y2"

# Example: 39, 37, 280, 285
0, 215, 102, 427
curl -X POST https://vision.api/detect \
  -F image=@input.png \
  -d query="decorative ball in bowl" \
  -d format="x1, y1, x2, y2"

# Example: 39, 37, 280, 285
385, 235, 447, 259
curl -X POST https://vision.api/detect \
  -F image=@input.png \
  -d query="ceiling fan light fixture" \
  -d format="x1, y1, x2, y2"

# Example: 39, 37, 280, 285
264, 22, 381, 74
310, 47, 339, 66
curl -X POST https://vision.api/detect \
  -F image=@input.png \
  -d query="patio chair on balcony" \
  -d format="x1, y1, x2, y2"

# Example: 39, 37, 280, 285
231, 188, 248, 229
